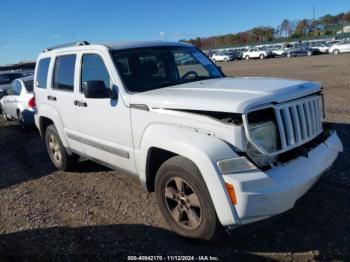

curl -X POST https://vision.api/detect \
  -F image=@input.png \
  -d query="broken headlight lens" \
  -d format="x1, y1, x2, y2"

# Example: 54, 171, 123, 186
249, 121, 278, 153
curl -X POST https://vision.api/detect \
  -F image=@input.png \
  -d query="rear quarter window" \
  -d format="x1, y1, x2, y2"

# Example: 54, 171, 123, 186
36, 58, 51, 89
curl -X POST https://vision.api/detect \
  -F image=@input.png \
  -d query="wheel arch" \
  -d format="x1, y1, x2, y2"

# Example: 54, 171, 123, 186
137, 124, 241, 226
37, 104, 69, 147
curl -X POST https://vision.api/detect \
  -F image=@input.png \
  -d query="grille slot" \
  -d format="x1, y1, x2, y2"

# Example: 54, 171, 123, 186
275, 96, 322, 150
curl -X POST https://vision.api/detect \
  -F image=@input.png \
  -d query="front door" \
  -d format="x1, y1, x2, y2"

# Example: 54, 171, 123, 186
75, 52, 136, 172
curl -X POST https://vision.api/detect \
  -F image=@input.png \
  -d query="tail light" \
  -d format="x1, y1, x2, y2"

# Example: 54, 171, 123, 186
28, 96, 36, 108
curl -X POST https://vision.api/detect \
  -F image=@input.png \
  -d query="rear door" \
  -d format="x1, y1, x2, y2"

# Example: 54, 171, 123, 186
1, 86, 14, 116
6, 80, 21, 118
49, 53, 84, 153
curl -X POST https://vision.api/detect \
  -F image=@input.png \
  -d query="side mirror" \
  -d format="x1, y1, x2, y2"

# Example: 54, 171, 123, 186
83, 80, 114, 99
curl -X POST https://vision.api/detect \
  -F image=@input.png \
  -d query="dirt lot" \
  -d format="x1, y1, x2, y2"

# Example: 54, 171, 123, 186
0, 54, 349, 262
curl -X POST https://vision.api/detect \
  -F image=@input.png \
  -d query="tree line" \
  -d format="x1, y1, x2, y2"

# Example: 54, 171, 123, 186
181, 11, 350, 49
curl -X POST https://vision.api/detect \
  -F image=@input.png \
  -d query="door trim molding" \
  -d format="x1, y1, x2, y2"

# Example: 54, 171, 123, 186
66, 132, 130, 159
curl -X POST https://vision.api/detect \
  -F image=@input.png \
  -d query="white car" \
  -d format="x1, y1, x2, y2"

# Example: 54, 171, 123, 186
34, 41, 342, 240
242, 48, 272, 60
271, 47, 286, 57
328, 40, 350, 55
0, 72, 25, 99
308, 42, 330, 54
1, 75, 35, 127
211, 52, 235, 62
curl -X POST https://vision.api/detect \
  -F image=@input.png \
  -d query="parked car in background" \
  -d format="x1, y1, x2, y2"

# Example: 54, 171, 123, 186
0, 72, 25, 99
231, 47, 247, 59
326, 40, 342, 46
211, 51, 236, 62
270, 46, 286, 57
0, 75, 35, 128
242, 48, 273, 60
308, 42, 330, 54
285, 44, 314, 57
328, 40, 350, 55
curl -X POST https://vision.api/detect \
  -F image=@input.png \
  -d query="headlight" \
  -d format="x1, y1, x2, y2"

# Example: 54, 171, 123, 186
247, 121, 279, 167
249, 121, 278, 153
217, 156, 257, 175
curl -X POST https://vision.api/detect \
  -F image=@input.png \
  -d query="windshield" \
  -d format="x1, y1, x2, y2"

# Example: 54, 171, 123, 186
112, 46, 223, 93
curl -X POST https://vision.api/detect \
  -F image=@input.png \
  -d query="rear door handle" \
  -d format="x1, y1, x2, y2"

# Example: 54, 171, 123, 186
47, 95, 57, 101
74, 100, 87, 107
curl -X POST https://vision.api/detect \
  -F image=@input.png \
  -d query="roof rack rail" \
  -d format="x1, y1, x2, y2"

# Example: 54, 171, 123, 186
42, 41, 90, 52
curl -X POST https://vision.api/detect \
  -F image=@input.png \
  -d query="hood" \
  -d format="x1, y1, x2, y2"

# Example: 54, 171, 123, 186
129, 77, 321, 113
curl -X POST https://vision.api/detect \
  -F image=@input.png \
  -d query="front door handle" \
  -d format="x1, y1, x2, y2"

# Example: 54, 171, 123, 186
74, 100, 88, 107
47, 95, 57, 101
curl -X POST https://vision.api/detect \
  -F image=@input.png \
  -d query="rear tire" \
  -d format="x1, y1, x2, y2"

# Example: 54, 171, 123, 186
155, 156, 219, 240
17, 110, 26, 130
245, 55, 250, 60
224, 58, 228, 62
333, 49, 340, 55
259, 54, 265, 59
212, 58, 216, 63
45, 124, 78, 171
287, 53, 291, 58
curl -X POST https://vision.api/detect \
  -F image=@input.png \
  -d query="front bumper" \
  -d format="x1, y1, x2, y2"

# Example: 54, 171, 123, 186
223, 130, 342, 226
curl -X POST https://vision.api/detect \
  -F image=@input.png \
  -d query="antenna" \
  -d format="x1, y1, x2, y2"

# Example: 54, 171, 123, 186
72, 34, 77, 41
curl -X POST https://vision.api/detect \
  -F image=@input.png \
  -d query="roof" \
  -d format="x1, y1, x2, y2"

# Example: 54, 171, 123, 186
41, 40, 193, 54
104, 41, 193, 50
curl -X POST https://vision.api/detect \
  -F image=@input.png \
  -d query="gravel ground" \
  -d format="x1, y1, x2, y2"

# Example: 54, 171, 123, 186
0, 54, 349, 262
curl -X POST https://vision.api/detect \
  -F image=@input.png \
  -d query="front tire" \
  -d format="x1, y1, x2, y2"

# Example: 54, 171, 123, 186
245, 55, 250, 60
45, 124, 78, 171
155, 156, 218, 240
212, 58, 216, 63
259, 54, 265, 59
287, 52, 291, 58
333, 49, 340, 55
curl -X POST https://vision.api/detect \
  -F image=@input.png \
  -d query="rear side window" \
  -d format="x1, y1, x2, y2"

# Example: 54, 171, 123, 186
53, 55, 76, 91
36, 58, 50, 89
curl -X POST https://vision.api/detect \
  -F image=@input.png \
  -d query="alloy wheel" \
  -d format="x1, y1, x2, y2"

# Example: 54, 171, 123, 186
48, 134, 62, 164
164, 177, 202, 230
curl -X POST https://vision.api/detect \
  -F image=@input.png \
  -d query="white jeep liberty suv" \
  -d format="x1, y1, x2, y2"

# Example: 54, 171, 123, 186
34, 41, 343, 240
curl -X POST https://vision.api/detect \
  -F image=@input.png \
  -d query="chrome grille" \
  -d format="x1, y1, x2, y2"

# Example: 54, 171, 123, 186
275, 95, 323, 150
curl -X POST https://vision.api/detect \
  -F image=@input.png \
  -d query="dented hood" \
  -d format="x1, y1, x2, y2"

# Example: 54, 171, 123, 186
129, 77, 321, 113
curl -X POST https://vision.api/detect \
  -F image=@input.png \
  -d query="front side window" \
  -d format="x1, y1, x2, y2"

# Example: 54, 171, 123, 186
112, 46, 222, 93
53, 55, 76, 91
36, 58, 50, 89
81, 54, 110, 92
